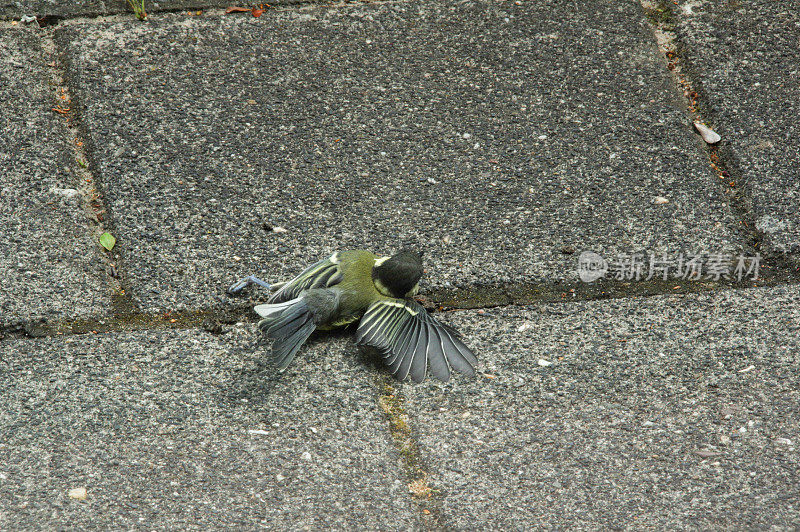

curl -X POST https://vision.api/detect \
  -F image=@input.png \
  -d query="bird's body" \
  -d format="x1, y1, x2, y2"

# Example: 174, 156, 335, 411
278, 250, 384, 330
249, 249, 477, 383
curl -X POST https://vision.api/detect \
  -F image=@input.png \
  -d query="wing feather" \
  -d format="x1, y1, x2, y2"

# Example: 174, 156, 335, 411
268, 254, 343, 304
410, 323, 436, 383
388, 317, 418, 370
386, 312, 417, 366
423, 324, 450, 382
397, 321, 427, 381
357, 299, 477, 382
357, 304, 394, 345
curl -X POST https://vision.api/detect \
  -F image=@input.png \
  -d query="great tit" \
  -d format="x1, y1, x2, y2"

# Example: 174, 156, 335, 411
237, 250, 477, 383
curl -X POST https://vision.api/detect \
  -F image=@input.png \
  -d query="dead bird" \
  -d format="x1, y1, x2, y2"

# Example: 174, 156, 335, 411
228, 249, 477, 383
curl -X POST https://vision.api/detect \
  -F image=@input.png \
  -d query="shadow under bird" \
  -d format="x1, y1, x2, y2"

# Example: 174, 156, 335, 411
228, 250, 477, 383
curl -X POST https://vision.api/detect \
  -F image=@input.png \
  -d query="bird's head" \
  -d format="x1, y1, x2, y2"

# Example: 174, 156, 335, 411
372, 249, 424, 299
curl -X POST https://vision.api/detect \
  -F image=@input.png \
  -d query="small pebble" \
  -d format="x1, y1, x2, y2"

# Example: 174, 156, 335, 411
653, 196, 669, 205
537, 359, 553, 367
300, 451, 312, 461
272, 226, 287, 233
694, 450, 720, 458
50, 187, 79, 198
693, 121, 721, 144
68, 487, 87, 500
248, 429, 269, 435
774, 437, 793, 446
276, 474, 285, 481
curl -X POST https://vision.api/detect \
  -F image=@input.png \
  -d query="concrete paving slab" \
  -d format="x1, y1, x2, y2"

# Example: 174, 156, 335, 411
403, 286, 800, 528
0, 0, 105, 20
674, 1, 800, 258
0, 326, 420, 529
1, 1, 293, 21
0, 29, 111, 328
57, 0, 743, 313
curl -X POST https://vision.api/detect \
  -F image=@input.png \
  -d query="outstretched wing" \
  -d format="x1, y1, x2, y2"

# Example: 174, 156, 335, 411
356, 299, 477, 383
268, 252, 344, 304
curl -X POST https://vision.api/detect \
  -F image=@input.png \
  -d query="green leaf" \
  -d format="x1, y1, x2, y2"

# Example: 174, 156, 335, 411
99, 232, 116, 251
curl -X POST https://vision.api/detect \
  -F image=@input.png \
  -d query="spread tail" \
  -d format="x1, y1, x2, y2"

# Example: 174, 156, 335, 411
255, 297, 316, 370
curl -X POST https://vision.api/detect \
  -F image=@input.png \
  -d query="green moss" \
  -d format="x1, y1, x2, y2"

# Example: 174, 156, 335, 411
377, 377, 440, 509
643, 3, 677, 32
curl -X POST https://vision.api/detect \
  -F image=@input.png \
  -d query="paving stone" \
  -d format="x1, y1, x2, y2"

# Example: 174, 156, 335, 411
403, 285, 800, 529
0, 325, 419, 529
0, 1, 301, 21
674, 0, 800, 259
0, 0, 105, 20
0, 29, 111, 327
57, 0, 743, 312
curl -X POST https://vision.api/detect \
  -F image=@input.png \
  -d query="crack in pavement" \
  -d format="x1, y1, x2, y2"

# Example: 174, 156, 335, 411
41, 31, 140, 319
639, 0, 800, 276
377, 375, 450, 531
3, 0, 395, 27
2, 274, 798, 341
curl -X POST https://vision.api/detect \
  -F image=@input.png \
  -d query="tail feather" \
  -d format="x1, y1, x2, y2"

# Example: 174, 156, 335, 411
273, 319, 316, 370
264, 305, 309, 338
254, 297, 302, 318
257, 298, 316, 371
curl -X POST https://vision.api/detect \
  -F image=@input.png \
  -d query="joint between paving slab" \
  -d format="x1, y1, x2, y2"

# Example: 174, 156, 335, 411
640, 0, 800, 279
427, 268, 800, 311
3, 0, 389, 28
0, 302, 255, 340
2, 273, 799, 341
668, 30, 800, 277
41, 31, 143, 317
376, 376, 449, 531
